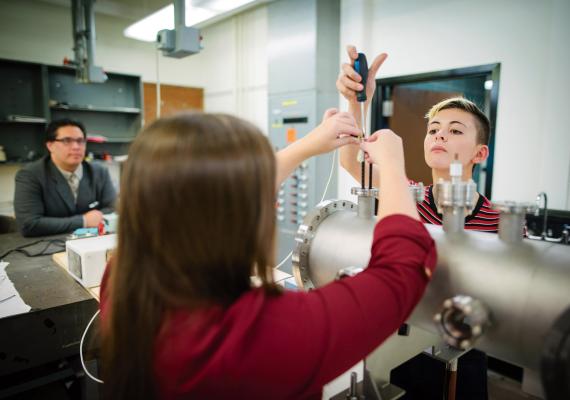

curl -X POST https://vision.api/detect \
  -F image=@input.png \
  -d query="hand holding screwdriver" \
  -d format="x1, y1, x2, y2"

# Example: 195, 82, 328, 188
336, 47, 388, 138
354, 53, 369, 104
336, 46, 388, 189
336, 46, 388, 107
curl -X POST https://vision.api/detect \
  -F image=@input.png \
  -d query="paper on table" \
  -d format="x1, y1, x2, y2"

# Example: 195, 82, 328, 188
0, 261, 31, 318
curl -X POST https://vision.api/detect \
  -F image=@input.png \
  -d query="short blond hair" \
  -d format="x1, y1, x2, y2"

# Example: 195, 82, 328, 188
425, 97, 490, 145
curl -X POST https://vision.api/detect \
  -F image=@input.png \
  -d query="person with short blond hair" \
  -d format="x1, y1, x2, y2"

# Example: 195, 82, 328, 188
337, 47, 499, 233
337, 46, 495, 399
426, 96, 491, 146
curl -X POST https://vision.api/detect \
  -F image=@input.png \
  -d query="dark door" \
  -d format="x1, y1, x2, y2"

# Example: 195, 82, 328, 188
390, 86, 461, 184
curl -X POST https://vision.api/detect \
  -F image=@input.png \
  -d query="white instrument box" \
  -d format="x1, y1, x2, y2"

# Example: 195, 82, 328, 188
66, 234, 116, 287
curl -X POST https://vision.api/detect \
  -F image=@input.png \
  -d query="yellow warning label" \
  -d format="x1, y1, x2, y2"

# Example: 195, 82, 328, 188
281, 100, 298, 107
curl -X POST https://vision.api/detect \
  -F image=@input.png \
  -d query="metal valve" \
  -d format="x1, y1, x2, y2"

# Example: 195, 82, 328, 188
435, 157, 477, 234
351, 187, 379, 219
409, 182, 425, 203
492, 201, 537, 243
434, 295, 491, 350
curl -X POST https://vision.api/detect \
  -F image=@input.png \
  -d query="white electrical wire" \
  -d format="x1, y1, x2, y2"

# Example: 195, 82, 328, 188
274, 251, 292, 269
80, 309, 104, 383
273, 149, 338, 269
320, 149, 337, 204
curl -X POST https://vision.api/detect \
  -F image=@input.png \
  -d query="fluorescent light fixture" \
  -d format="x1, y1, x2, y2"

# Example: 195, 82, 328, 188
124, 0, 257, 42
205, 0, 256, 12
124, 5, 174, 43
185, 7, 216, 27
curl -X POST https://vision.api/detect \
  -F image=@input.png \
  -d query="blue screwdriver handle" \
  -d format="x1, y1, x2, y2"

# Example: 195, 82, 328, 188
354, 53, 368, 103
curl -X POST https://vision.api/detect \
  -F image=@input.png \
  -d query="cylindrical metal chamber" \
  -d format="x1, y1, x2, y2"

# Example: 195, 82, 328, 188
292, 200, 570, 373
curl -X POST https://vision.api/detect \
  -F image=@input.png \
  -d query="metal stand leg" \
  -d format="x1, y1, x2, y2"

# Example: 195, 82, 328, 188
330, 365, 405, 400
425, 343, 465, 400
443, 358, 458, 400
69, 355, 100, 400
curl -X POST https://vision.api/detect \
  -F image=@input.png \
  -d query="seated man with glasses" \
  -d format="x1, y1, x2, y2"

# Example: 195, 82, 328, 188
14, 119, 117, 237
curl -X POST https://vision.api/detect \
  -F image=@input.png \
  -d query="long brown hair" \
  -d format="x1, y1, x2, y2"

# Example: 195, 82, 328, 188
102, 113, 278, 399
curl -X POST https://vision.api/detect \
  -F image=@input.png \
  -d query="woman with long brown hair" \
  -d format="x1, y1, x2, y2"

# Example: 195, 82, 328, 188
100, 110, 436, 399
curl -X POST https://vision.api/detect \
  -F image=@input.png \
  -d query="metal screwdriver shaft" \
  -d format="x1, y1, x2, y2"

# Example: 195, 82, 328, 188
354, 53, 369, 189
360, 107, 366, 189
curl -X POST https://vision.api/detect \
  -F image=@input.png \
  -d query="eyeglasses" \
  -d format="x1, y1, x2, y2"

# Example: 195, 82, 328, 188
53, 137, 87, 146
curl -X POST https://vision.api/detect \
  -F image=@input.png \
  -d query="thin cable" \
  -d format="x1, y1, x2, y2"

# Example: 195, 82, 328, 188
0, 239, 65, 260
274, 149, 337, 269
0, 239, 43, 260
363, 103, 370, 189
360, 102, 366, 189
320, 149, 337, 203
274, 251, 292, 269
80, 309, 103, 384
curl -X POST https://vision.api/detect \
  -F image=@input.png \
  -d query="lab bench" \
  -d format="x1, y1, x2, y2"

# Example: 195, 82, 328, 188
0, 232, 99, 399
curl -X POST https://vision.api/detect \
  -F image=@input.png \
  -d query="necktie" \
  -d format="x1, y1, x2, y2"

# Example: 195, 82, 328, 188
69, 173, 79, 201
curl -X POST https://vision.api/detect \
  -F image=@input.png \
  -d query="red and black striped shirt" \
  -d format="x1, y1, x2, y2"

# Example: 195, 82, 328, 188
413, 183, 500, 233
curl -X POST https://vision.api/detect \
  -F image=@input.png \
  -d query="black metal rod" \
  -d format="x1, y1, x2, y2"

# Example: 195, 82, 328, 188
368, 163, 373, 189
361, 161, 365, 189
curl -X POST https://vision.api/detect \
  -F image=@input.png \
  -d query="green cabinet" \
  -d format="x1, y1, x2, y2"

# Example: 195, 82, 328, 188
0, 58, 142, 162
0, 59, 48, 161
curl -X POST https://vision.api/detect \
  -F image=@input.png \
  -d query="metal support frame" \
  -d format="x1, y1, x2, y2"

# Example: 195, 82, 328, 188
70, 0, 107, 83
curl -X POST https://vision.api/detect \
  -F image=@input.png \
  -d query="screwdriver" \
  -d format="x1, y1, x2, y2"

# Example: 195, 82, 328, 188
354, 52, 372, 189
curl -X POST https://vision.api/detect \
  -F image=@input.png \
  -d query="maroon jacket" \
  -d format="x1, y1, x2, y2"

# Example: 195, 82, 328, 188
101, 215, 436, 399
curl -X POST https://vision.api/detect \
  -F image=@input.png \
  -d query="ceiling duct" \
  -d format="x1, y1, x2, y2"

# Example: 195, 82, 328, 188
70, 0, 107, 83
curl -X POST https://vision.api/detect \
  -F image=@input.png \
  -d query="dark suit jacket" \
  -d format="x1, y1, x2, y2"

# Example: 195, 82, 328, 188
14, 156, 117, 237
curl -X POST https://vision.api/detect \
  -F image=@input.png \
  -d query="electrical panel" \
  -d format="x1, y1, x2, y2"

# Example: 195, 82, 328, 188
268, 91, 335, 272
267, 0, 340, 273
